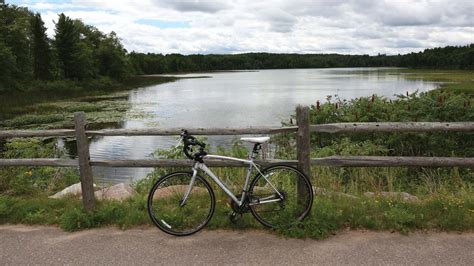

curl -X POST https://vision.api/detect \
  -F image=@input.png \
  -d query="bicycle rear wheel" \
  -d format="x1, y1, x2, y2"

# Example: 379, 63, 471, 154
248, 165, 313, 228
147, 171, 215, 236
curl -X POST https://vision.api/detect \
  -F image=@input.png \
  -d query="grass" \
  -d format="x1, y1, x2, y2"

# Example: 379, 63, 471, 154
0, 90, 149, 130
0, 136, 472, 238
0, 69, 472, 238
0, 192, 472, 238
386, 69, 474, 94
0, 75, 178, 122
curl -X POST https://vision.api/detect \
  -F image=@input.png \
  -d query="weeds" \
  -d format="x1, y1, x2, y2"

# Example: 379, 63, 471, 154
0, 138, 80, 196
0, 77, 472, 237
0, 193, 472, 237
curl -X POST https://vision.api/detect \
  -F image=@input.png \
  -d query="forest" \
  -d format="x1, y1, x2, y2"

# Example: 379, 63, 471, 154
130, 45, 474, 75
1, 3, 473, 92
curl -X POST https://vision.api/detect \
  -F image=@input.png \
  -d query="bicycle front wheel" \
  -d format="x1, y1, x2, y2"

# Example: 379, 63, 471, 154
249, 165, 313, 228
147, 171, 215, 236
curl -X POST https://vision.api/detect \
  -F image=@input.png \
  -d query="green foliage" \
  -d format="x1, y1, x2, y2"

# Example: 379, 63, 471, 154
0, 195, 149, 231
0, 4, 33, 90
129, 44, 474, 75
30, 13, 52, 80
302, 91, 474, 158
96, 32, 131, 80
0, 40, 18, 91
0, 193, 472, 236
0, 138, 80, 196
0, 130, 472, 236
279, 194, 473, 239
0, 5, 133, 93
58, 197, 148, 231
54, 14, 92, 80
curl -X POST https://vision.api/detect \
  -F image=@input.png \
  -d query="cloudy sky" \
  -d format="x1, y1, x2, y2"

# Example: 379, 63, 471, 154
8, 0, 474, 55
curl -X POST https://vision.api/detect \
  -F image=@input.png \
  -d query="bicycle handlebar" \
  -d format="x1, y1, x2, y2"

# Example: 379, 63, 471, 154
180, 130, 207, 161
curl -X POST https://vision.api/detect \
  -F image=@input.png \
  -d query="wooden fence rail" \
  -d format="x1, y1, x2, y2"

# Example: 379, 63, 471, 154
2, 156, 473, 168
1, 122, 473, 138
1, 107, 473, 211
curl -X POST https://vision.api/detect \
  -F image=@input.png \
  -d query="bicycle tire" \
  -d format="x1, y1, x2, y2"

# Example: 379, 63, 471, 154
147, 171, 215, 236
248, 165, 313, 228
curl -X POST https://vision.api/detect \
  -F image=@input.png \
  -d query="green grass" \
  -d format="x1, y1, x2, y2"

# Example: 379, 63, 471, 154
280, 193, 473, 239
386, 69, 474, 94
0, 75, 178, 122
0, 70, 472, 237
0, 138, 472, 238
0, 195, 150, 230
0, 193, 472, 238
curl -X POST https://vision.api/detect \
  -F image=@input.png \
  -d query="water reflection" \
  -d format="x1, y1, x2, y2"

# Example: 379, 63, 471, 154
89, 68, 439, 183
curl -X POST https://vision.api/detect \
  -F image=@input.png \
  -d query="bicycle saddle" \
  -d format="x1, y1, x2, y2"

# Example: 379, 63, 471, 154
240, 137, 270, 144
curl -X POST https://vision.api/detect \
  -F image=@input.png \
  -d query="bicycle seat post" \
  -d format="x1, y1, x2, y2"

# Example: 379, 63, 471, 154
250, 143, 261, 160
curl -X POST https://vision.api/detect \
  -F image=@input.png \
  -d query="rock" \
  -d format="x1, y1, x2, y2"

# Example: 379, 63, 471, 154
95, 183, 136, 201
312, 186, 360, 200
152, 185, 206, 200
49, 182, 97, 199
312, 186, 327, 196
334, 192, 360, 200
364, 191, 419, 202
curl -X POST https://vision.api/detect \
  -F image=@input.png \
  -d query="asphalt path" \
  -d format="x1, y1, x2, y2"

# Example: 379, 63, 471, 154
1, 225, 473, 265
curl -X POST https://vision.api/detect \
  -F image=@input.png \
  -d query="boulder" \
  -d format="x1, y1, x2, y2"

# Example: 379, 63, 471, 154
364, 191, 419, 202
152, 185, 206, 200
49, 182, 97, 199
95, 183, 136, 201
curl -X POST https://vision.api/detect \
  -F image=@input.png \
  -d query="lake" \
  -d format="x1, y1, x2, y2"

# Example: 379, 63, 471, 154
89, 68, 439, 183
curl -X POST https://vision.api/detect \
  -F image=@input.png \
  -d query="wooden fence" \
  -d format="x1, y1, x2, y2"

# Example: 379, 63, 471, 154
1, 106, 473, 211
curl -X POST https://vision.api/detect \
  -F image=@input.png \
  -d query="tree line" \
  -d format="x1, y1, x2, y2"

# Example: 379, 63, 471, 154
129, 45, 474, 74
0, 4, 130, 91
1, 3, 473, 92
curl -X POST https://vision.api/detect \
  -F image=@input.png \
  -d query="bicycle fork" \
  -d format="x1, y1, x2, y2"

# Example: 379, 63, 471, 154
179, 167, 198, 207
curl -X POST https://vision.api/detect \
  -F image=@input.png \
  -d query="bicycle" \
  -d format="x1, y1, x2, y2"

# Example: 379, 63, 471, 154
147, 130, 313, 236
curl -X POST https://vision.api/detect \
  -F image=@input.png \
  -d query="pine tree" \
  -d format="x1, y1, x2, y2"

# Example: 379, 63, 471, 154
30, 13, 51, 80
0, 4, 33, 81
54, 13, 79, 79
0, 40, 17, 90
54, 13, 93, 80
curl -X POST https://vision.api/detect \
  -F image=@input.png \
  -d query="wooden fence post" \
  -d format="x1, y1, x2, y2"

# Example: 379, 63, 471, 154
74, 112, 95, 211
296, 105, 311, 198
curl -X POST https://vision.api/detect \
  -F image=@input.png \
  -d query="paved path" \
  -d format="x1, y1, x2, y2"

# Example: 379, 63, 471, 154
0, 225, 473, 265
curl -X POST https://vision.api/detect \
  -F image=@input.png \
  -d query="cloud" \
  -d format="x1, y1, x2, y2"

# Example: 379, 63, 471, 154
259, 7, 297, 33
155, 0, 230, 13
13, 0, 474, 55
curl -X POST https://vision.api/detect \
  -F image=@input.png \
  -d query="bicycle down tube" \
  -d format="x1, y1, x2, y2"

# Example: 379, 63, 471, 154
181, 154, 283, 207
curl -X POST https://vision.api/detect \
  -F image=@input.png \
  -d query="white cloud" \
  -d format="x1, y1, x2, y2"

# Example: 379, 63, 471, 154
15, 0, 474, 55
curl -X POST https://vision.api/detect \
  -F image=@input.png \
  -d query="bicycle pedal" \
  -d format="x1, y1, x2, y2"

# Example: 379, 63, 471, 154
229, 212, 242, 224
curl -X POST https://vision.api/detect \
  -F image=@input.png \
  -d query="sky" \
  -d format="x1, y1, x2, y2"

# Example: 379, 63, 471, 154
7, 0, 474, 55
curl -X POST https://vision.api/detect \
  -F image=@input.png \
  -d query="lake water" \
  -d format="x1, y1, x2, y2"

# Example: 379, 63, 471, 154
89, 68, 439, 184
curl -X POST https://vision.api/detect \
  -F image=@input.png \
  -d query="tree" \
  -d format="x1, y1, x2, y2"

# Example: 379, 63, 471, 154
0, 4, 33, 82
0, 40, 17, 90
54, 13, 93, 80
97, 32, 130, 80
30, 13, 52, 80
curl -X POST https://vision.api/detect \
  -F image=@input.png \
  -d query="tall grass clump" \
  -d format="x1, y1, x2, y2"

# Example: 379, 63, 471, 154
272, 91, 473, 197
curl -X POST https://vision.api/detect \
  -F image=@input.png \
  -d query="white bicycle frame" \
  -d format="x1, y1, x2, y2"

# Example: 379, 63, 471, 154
180, 154, 283, 208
